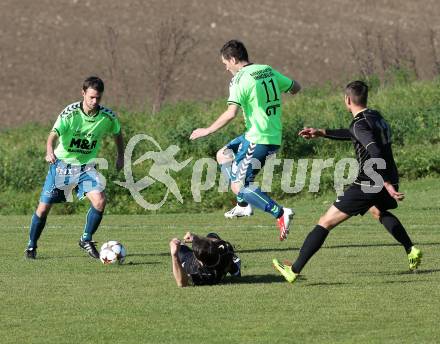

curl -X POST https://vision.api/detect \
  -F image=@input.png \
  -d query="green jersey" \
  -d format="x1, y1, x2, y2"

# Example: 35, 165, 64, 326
227, 64, 294, 145
52, 102, 121, 165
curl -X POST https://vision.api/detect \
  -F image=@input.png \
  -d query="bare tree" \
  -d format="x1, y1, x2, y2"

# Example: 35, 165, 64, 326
392, 29, 418, 78
144, 17, 197, 114
105, 26, 131, 106
350, 29, 377, 78
350, 27, 420, 81
429, 28, 440, 76
377, 33, 392, 73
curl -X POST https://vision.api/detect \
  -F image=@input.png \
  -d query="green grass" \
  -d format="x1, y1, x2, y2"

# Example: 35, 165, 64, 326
1, 177, 439, 343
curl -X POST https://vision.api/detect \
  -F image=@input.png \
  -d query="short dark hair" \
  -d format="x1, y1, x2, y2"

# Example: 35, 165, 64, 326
83, 76, 104, 93
220, 40, 249, 62
192, 235, 220, 267
345, 80, 368, 106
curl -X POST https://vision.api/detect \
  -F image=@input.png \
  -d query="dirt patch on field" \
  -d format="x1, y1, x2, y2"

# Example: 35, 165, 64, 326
1, 0, 439, 128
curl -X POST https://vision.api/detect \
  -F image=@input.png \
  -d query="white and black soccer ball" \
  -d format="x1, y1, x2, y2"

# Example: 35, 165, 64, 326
99, 241, 127, 265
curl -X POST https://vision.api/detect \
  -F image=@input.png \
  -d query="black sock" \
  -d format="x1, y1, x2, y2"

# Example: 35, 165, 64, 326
379, 211, 413, 253
276, 208, 284, 219
236, 193, 248, 207
292, 225, 329, 274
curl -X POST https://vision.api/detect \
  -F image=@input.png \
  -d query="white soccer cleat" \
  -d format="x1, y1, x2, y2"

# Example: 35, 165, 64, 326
224, 204, 253, 218
277, 208, 294, 241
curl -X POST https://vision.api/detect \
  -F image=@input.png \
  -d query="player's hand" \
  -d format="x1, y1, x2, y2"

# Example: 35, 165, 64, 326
183, 231, 194, 243
169, 238, 181, 256
45, 152, 57, 164
116, 155, 124, 172
384, 182, 405, 201
190, 128, 211, 140
298, 127, 323, 139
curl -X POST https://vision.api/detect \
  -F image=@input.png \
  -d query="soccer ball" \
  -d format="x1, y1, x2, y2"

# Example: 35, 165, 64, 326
99, 241, 127, 265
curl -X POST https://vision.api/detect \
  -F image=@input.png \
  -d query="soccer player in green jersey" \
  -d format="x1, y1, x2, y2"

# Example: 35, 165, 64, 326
24, 76, 124, 259
190, 40, 301, 240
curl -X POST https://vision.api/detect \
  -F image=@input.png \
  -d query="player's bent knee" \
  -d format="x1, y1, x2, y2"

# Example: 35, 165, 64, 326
90, 194, 106, 211
231, 182, 241, 195
369, 207, 381, 221
318, 217, 333, 230
96, 200, 106, 211
216, 147, 233, 164
317, 214, 338, 230
36, 203, 52, 218
371, 212, 381, 221
216, 148, 226, 164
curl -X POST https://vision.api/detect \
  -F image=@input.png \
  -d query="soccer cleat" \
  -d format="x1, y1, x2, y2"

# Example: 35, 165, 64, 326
224, 204, 253, 218
24, 247, 37, 260
272, 258, 297, 283
277, 208, 294, 241
78, 239, 100, 259
408, 246, 423, 271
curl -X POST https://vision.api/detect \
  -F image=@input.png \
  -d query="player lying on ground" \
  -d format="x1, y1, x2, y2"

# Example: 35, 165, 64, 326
24, 76, 124, 260
170, 232, 241, 287
273, 80, 422, 283
190, 40, 301, 240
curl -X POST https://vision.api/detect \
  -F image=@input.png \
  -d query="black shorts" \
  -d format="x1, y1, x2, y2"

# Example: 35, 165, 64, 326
333, 183, 398, 216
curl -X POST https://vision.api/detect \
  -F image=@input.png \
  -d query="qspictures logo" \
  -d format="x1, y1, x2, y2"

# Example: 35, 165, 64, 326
114, 134, 192, 210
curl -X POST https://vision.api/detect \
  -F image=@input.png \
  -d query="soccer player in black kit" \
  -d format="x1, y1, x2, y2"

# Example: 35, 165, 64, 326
273, 80, 422, 283
170, 232, 241, 287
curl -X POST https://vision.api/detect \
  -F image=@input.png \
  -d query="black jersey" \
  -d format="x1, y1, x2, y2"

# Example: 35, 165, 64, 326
325, 109, 399, 186
179, 240, 238, 286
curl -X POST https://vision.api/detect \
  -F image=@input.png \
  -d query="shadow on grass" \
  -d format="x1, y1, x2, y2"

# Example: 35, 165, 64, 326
367, 268, 440, 276
125, 261, 161, 266
227, 275, 350, 287
102, 241, 440, 259
224, 274, 287, 284
381, 279, 431, 284
129, 252, 170, 257
237, 247, 299, 254
304, 282, 350, 287
325, 242, 440, 249
238, 242, 440, 255
35, 255, 87, 260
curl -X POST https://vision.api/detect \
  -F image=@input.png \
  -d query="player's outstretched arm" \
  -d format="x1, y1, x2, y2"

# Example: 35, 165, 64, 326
45, 131, 59, 164
298, 127, 326, 139
170, 238, 189, 287
190, 104, 239, 140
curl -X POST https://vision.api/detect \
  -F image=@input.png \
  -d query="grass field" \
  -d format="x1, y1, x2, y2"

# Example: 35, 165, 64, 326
1, 178, 439, 344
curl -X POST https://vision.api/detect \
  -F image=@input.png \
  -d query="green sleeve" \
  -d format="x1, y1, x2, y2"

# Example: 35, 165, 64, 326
112, 116, 121, 135
227, 77, 243, 107
272, 68, 294, 93
52, 115, 68, 136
